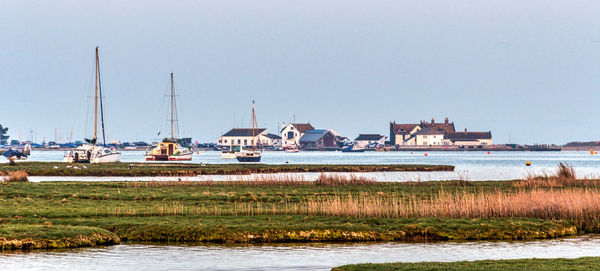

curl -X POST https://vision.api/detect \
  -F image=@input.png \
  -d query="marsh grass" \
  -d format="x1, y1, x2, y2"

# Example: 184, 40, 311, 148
128, 173, 377, 187
0, 170, 29, 183
515, 163, 600, 188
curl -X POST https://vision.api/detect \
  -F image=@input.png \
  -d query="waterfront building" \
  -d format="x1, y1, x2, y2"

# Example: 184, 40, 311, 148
443, 130, 493, 146
391, 118, 455, 146
280, 122, 314, 149
354, 134, 387, 148
217, 128, 268, 148
298, 129, 339, 150
262, 133, 282, 148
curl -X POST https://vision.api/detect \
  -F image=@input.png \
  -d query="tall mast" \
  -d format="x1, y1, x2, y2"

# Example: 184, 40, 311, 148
252, 100, 255, 152
94, 46, 99, 145
171, 73, 174, 139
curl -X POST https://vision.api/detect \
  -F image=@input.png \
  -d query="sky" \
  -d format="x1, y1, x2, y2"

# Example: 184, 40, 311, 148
1, 0, 599, 144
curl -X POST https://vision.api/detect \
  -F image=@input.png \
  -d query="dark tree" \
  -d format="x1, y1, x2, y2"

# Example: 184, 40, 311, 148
0, 125, 8, 145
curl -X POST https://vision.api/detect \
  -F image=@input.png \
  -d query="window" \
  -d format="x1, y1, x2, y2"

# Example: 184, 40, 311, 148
287, 131, 294, 140
423, 135, 428, 139
237, 139, 241, 144
224, 140, 227, 143
244, 139, 247, 145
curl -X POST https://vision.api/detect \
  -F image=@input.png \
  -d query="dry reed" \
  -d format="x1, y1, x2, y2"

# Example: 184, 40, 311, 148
515, 163, 600, 187
0, 171, 29, 183
128, 173, 376, 187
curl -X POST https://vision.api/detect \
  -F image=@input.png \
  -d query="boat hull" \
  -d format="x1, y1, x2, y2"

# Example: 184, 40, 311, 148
341, 149, 365, 153
91, 152, 121, 163
236, 156, 261, 162
145, 153, 193, 161
221, 152, 237, 159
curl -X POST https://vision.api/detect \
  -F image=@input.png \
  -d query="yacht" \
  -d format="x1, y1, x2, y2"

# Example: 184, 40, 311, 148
64, 47, 121, 163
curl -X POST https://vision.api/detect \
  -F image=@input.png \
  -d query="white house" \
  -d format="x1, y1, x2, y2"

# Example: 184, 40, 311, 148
354, 134, 387, 148
390, 118, 455, 146
280, 122, 314, 149
217, 128, 268, 148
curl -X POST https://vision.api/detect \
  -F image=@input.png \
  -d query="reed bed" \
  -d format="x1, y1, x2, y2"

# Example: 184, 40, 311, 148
305, 189, 600, 222
128, 173, 377, 187
98, 187, 600, 231
515, 163, 600, 187
0, 170, 29, 183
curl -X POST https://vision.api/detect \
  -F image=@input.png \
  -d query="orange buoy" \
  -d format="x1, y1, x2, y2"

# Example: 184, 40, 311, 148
526, 161, 532, 166
424, 153, 428, 156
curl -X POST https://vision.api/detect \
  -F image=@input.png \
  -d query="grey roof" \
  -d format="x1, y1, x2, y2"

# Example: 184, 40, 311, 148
355, 134, 385, 141
299, 129, 330, 143
415, 127, 445, 135
222, 128, 267, 137
444, 131, 492, 141
263, 133, 281, 140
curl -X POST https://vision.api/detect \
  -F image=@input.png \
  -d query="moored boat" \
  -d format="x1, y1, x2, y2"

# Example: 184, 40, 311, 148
236, 101, 261, 163
221, 145, 241, 159
144, 73, 192, 161
341, 144, 365, 153
64, 47, 121, 163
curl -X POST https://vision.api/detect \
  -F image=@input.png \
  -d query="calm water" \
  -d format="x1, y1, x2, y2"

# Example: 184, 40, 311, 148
2, 236, 600, 270
21, 150, 600, 181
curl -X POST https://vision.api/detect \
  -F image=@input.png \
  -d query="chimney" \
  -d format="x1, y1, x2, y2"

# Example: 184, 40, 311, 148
282, 122, 286, 128
445, 117, 449, 125
431, 118, 435, 124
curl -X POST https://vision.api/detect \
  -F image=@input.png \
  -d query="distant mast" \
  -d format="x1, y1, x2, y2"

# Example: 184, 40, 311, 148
171, 73, 175, 139
252, 100, 255, 152
94, 47, 99, 145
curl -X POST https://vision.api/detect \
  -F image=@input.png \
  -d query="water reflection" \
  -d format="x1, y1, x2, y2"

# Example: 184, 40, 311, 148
2, 236, 600, 271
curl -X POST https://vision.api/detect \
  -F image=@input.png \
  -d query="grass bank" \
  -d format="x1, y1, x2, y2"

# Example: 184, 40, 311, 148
0, 162, 454, 176
0, 175, 597, 250
0, 224, 119, 250
332, 257, 600, 271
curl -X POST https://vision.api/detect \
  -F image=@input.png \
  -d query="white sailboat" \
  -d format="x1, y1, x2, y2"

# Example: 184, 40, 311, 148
64, 47, 121, 163
236, 101, 262, 162
144, 73, 193, 161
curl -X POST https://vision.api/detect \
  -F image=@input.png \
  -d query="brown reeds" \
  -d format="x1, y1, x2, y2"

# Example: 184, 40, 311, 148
0, 171, 29, 183
128, 173, 376, 187
515, 163, 600, 187
304, 189, 600, 223
315, 173, 376, 186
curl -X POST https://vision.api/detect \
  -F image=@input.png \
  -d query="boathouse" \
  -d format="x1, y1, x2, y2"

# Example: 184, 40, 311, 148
354, 134, 387, 148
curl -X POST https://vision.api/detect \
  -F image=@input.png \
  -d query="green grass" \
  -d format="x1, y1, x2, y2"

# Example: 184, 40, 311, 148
0, 162, 454, 176
0, 224, 119, 250
332, 257, 600, 271
0, 180, 586, 250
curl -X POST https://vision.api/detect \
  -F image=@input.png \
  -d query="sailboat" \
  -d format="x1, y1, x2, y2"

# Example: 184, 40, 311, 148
144, 73, 193, 161
236, 101, 262, 162
64, 47, 121, 163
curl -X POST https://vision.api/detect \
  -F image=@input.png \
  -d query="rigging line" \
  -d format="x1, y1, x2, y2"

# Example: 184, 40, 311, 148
97, 49, 107, 146
83, 53, 94, 142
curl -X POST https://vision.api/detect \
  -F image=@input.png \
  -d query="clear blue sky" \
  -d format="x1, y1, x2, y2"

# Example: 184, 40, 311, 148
1, 0, 599, 144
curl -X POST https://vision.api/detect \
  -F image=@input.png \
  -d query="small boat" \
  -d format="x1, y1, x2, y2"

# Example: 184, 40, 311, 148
144, 73, 192, 161
221, 145, 241, 159
285, 146, 299, 153
2, 149, 28, 161
145, 138, 193, 161
236, 101, 261, 163
341, 144, 366, 153
64, 47, 121, 163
